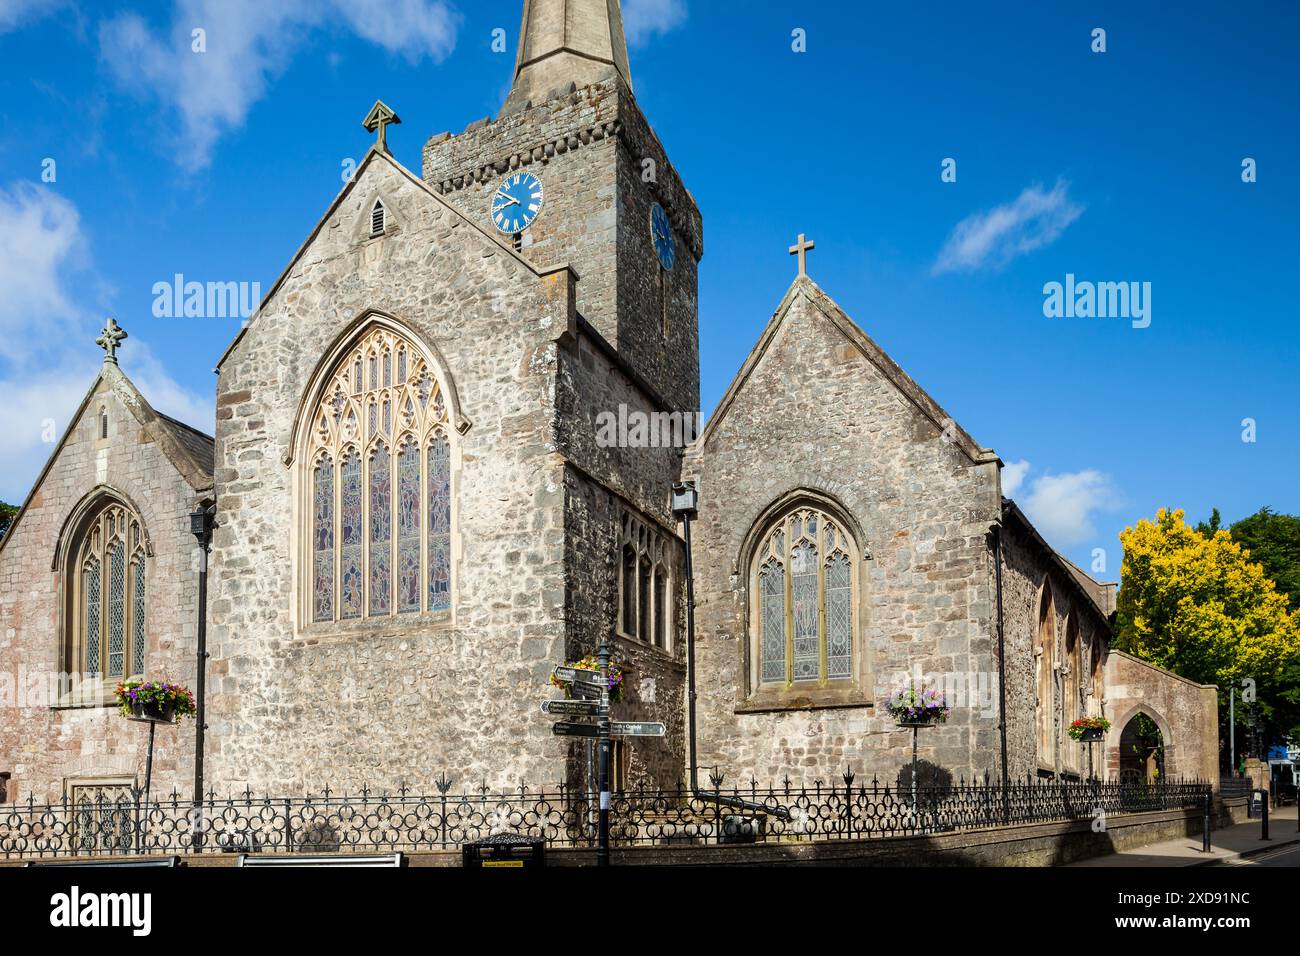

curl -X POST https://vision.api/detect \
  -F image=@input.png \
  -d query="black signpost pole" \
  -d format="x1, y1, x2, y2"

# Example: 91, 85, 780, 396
597, 634, 612, 867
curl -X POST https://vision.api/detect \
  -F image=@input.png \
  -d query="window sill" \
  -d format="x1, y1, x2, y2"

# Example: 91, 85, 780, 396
49, 675, 119, 710
736, 686, 874, 715
297, 610, 454, 643
51, 693, 116, 711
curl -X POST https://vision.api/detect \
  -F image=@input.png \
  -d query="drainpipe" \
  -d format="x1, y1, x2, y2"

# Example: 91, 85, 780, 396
993, 524, 1010, 823
672, 482, 787, 821
671, 482, 700, 791
188, 503, 216, 806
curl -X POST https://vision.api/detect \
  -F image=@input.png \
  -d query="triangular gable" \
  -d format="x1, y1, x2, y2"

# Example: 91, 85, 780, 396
0, 362, 213, 559
216, 145, 572, 371
695, 275, 999, 467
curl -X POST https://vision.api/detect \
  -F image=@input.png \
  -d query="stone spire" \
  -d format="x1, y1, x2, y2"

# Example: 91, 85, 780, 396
503, 0, 633, 114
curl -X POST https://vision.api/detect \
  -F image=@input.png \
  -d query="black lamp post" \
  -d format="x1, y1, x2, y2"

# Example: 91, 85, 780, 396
671, 481, 699, 791
188, 503, 215, 809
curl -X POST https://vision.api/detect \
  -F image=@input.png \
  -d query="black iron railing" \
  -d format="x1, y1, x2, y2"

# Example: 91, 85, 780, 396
0, 772, 1211, 860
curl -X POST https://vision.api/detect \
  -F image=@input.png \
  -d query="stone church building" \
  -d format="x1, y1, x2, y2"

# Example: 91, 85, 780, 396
0, 0, 1218, 808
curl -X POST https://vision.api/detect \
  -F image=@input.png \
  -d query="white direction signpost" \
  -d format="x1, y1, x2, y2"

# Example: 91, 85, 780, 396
541, 699, 602, 717
610, 722, 666, 738
544, 638, 670, 866
551, 721, 600, 738
552, 665, 602, 686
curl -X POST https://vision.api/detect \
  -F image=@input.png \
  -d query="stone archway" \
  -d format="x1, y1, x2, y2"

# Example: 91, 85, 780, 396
1116, 710, 1168, 784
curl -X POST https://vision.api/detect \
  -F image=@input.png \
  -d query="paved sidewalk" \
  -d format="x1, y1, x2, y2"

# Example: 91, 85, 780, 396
1068, 805, 1300, 866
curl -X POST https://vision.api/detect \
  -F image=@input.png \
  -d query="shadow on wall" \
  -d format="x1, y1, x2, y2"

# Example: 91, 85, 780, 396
895, 760, 955, 796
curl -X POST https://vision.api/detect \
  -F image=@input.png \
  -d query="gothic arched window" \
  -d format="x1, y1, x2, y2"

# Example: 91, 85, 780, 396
1035, 583, 1057, 766
751, 505, 858, 687
304, 324, 453, 625
70, 503, 147, 679
616, 510, 672, 650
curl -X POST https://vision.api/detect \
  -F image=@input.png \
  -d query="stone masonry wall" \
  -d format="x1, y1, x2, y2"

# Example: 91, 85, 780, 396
998, 518, 1111, 781
685, 281, 1003, 786
0, 370, 204, 803
556, 327, 691, 788
1104, 651, 1218, 784
206, 154, 575, 794
422, 77, 702, 414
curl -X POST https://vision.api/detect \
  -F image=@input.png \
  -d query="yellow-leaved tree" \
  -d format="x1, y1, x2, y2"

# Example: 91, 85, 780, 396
1115, 509, 1300, 737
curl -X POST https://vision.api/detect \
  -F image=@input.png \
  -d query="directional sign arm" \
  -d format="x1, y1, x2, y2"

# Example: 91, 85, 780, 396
609, 722, 667, 738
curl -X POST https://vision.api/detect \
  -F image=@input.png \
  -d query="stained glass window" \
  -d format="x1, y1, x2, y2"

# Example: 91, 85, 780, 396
398, 442, 421, 613
759, 559, 785, 683
825, 553, 852, 680
340, 449, 363, 619
428, 434, 451, 612
71, 504, 147, 680
313, 456, 334, 622
304, 325, 453, 623
84, 558, 101, 674
369, 443, 392, 616
754, 506, 857, 688
107, 541, 126, 678
132, 559, 146, 676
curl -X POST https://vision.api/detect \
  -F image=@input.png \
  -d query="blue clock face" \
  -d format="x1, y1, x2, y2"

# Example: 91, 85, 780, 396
651, 203, 675, 270
491, 172, 544, 234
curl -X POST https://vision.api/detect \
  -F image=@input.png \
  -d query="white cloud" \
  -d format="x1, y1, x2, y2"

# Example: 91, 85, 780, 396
0, 0, 64, 34
1000, 459, 1030, 498
623, 0, 687, 46
0, 183, 90, 361
0, 181, 211, 502
335, 0, 460, 61
1010, 466, 1118, 549
99, 0, 461, 169
0, 362, 93, 502
932, 179, 1083, 275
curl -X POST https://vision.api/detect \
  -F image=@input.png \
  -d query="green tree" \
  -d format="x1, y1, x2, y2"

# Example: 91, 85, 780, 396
1116, 508, 1300, 743
1228, 508, 1300, 612
0, 501, 16, 541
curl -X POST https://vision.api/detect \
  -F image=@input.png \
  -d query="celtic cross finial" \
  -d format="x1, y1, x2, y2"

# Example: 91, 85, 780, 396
96, 317, 127, 365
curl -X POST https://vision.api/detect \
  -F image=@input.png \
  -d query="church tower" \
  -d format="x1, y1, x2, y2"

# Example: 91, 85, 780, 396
423, 0, 702, 413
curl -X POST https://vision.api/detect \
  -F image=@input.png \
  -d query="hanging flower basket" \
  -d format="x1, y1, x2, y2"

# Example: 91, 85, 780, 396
549, 656, 625, 703
1068, 716, 1110, 742
116, 681, 197, 723
885, 685, 949, 727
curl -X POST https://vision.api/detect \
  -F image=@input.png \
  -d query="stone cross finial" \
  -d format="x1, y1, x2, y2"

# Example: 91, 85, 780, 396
789, 233, 816, 278
362, 100, 402, 154
96, 317, 127, 365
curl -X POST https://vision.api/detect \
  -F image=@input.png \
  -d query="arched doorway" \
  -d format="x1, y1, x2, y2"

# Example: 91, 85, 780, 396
1118, 712, 1165, 785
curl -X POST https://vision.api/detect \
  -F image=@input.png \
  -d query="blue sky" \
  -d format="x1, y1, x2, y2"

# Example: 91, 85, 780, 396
0, 0, 1296, 576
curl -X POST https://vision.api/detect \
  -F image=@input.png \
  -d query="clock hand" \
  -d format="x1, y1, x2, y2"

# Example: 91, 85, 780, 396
495, 192, 521, 207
